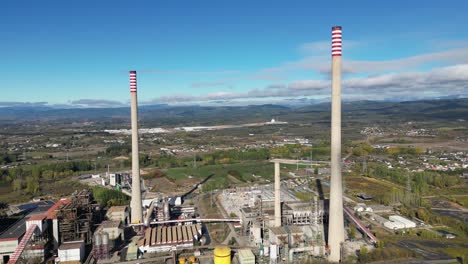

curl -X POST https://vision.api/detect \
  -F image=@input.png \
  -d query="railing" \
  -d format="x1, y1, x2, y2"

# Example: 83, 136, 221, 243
8, 224, 37, 264
129, 218, 241, 226
343, 207, 378, 244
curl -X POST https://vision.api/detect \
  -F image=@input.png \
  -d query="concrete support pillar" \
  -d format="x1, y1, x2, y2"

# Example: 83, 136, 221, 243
274, 162, 281, 227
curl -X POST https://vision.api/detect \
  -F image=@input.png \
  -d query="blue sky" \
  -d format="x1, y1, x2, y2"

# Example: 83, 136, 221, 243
1, 0, 468, 107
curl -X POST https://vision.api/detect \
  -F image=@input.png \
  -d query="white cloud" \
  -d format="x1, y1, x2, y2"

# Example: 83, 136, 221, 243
137, 69, 241, 75
148, 64, 468, 104
261, 46, 468, 76
70, 99, 127, 108
337, 48, 468, 75
0, 101, 49, 108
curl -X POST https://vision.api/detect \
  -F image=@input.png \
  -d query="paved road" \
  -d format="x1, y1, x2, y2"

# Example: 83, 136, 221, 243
431, 207, 468, 212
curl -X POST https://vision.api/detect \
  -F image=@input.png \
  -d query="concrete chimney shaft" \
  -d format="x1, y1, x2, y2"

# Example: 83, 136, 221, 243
328, 26, 345, 262
274, 162, 281, 227
130, 71, 143, 224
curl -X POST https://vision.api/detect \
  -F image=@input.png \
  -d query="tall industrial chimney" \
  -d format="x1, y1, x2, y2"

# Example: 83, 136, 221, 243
129, 70, 143, 224
274, 161, 281, 227
328, 26, 345, 262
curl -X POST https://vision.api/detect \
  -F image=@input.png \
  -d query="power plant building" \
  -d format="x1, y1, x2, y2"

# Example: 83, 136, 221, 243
106, 206, 130, 225
57, 241, 85, 264
138, 224, 202, 253
237, 249, 255, 264
95, 221, 124, 241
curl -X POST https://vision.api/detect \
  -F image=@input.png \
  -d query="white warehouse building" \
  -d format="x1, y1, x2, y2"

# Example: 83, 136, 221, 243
384, 215, 416, 230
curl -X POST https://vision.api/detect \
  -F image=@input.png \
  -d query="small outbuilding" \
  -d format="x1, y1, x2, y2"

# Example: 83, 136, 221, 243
58, 241, 85, 264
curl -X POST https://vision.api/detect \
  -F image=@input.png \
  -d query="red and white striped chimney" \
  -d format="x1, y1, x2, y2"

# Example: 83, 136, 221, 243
129, 70, 142, 224
328, 25, 345, 262
130, 71, 137, 93
331, 26, 342, 57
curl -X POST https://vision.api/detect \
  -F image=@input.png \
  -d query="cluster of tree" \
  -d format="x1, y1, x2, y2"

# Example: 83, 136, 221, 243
0, 160, 96, 195
105, 144, 131, 156
350, 143, 374, 157
348, 225, 356, 240
372, 164, 408, 185
270, 144, 329, 160
210, 148, 270, 163
92, 186, 129, 207
357, 243, 415, 263
40, 160, 94, 174
368, 164, 460, 196
376, 188, 422, 207
154, 155, 186, 169
385, 146, 423, 156
412, 171, 460, 191
105, 143, 332, 170
0, 153, 18, 165
399, 205, 468, 236
151, 146, 324, 169
12, 175, 39, 194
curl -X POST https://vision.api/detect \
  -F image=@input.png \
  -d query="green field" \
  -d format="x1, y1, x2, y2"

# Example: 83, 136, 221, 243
163, 161, 276, 191
164, 161, 274, 180
452, 196, 468, 208
344, 175, 403, 198
438, 186, 468, 196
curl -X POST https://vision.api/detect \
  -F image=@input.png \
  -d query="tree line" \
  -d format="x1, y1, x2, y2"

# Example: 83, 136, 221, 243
105, 143, 331, 169
0, 160, 95, 195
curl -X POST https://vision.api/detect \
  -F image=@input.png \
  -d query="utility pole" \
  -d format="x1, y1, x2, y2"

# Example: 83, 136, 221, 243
210, 186, 213, 208
406, 174, 411, 192
362, 157, 367, 175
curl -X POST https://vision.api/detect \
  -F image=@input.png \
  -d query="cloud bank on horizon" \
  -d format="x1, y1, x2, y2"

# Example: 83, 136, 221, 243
142, 44, 468, 106
2, 42, 468, 108
1, 1, 468, 107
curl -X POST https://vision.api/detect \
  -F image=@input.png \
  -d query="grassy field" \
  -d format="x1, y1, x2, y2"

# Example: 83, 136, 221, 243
162, 161, 277, 192
437, 186, 468, 196
344, 175, 403, 198
164, 161, 274, 180
452, 196, 468, 208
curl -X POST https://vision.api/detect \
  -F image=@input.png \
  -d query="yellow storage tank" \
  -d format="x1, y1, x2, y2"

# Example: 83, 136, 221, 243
179, 257, 186, 264
188, 256, 196, 263
214, 246, 231, 264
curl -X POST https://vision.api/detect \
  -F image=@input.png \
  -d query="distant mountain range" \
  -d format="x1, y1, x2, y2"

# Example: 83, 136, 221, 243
0, 98, 466, 126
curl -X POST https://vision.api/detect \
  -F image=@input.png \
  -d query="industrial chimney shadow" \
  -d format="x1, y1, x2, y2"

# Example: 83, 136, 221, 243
182, 173, 215, 199
315, 178, 324, 200
316, 178, 329, 245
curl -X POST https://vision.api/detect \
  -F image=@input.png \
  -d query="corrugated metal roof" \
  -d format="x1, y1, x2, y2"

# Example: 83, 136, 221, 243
59, 241, 84, 250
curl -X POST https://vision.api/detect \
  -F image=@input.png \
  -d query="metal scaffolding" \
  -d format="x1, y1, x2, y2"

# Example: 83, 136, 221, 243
55, 189, 98, 244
